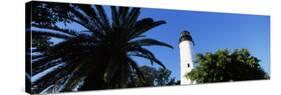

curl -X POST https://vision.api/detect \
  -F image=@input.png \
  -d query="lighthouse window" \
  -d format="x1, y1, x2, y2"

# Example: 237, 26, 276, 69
187, 63, 190, 68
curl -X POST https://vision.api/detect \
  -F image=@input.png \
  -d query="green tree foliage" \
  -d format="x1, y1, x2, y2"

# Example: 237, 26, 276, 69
186, 49, 269, 83
26, 2, 70, 52
128, 65, 179, 87
28, 2, 173, 93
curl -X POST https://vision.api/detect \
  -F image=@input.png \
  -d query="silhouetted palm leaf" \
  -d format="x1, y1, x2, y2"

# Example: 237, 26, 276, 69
129, 38, 173, 48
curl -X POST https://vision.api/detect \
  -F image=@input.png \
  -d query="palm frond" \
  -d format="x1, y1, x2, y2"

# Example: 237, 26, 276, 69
129, 18, 166, 39
95, 5, 111, 33
126, 8, 140, 28
127, 46, 166, 69
131, 54, 166, 69
69, 5, 105, 38
68, 5, 90, 25
118, 7, 129, 25
128, 46, 153, 56
32, 63, 66, 84
129, 38, 173, 49
111, 6, 120, 27
32, 58, 63, 75
61, 63, 88, 91
32, 24, 79, 36
31, 30, 72, 39
32, 54, 45, 60
75, 4, 105, 33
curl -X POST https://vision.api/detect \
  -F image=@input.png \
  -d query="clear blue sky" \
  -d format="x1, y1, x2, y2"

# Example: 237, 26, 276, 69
41, 5, 270, 81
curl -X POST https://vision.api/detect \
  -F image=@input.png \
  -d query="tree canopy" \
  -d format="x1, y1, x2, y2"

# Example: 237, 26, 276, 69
186, 48, 269, 83
128, 65, 179, 87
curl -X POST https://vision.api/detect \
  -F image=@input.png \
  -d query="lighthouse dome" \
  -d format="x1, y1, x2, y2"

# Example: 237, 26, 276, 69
179, 30, 194, 45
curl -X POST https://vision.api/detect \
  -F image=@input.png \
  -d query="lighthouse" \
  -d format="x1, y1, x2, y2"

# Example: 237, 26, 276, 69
179, 30, 195, 85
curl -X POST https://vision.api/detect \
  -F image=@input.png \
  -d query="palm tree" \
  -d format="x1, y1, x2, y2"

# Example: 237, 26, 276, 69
28, 2, 173, 93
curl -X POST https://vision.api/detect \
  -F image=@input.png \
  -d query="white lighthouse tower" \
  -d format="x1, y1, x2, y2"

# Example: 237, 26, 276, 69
179, 30, 195, 85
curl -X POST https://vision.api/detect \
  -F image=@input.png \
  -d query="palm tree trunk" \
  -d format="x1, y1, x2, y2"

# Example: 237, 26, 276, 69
80, 47, 109, 90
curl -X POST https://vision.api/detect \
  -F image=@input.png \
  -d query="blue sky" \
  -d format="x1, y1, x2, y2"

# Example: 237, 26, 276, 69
134, 8, 270, 80
36, 5, 270, 81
